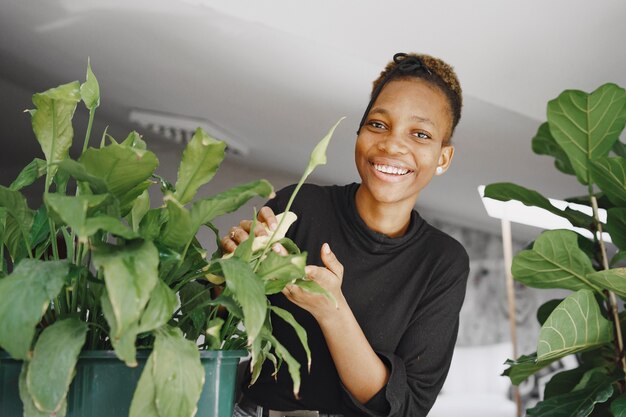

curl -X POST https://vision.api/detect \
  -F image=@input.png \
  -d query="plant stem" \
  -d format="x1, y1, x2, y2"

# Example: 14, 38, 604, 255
591, 195, 626, 388
82, 108, 96, 154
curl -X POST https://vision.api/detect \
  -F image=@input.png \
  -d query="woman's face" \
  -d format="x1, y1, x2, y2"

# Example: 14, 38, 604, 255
355, 78, 455, 207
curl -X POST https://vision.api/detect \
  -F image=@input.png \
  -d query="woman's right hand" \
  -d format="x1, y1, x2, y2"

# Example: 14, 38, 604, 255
220, 206, 279, 253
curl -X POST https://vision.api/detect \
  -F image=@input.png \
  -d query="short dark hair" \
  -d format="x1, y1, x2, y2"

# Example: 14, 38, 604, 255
363, 53, 463, 143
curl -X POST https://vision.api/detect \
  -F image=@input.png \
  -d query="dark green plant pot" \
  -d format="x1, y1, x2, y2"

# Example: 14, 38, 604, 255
1, 349, 246, 417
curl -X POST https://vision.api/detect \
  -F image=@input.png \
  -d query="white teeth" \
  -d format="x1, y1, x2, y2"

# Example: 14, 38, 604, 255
373, 164, 409, 175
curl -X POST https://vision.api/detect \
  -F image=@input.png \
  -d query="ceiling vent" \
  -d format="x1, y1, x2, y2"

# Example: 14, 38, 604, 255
129, 109, 248, 157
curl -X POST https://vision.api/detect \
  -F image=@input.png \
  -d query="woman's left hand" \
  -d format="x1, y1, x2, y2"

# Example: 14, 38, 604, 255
282, 243, 345, 320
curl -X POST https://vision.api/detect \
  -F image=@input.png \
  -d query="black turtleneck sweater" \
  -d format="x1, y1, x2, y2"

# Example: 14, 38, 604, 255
243, 183, 469, 417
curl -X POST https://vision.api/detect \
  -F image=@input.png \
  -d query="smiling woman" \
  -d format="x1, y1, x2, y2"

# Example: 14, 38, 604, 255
223, 52, 469, 417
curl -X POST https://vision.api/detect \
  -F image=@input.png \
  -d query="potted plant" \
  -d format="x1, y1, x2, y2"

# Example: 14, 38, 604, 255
484, 82, 626, 416
0, 63, 341, 417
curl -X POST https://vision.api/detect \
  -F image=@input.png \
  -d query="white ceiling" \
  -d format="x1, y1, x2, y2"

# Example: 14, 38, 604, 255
1, 0, 625, 240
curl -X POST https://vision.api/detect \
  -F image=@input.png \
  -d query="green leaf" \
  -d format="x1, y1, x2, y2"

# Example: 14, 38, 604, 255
0, 185, 34, 260
205, 317, 224, 350
190, 179, 273, 228
589, 157, 626, 206
218, 257, 267, 344
537, 290, 613, 361
138, 209, 166, 241
270, 306, 311, 371
257, 251, 306, 294
303, 117, 345, 179
45, 193, 136, 239
611, 393, 626, 417
152, 326, 204, 417
137, 279, 177, 333
547, 83, 626, 184
130, 189, 150, 232
79, 142, 158, 208
27, 318, 88, 414
92, 240, 159, 337
56, 159, 107, 192
19, 362, 67, 417
128, 351, 160, 417
484, 183, 593, 228
100, 291, 140, 366
532, 122, 576, 176
121, 131, 147, 150
174, 128, 226, 205
29, 206, 50, 248
607, 208, 626, 251
613, 141, 626, 158
0, 259, 68, 359
266, 332, 301, 397
544, 366, 589, 399
586, 268, 626, 299
160, 196, 194, 250
512, 230, 598, 292
527, 370, 616, 417
502, 353, 556, 385
293, 278, 337, 307
30, 81, 81, 177
233, 215, 257, 263
10, 158, 47, 191
80, 60, 100, 110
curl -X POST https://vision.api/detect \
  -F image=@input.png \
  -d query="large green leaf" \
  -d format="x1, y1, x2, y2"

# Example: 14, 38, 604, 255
190, 179, 273, 228
502, 353, 556, 385
152, 326, 204, 417
138, 279, 177, 333
80, 61, 100, 110
512, 230, 598, 292
484, 183, 593, 228
526, 370, 616, 417
589, 157, 626, 206
160, 196, 194, 250
257, 251, 306, 294
10, 158, 47, 191
130, 189, 150, 232
537, 290, 613, 361
19, 363, 67, 417
544, 366, 590, 399
79, 142, 158, 206
56, 159, 107, 193
586, 268, 626, 299
128, 353, 160, 417
532, 122, 576, 176
174, 128, 226, 205
606, 208, 626, 251
92, 240, 159, 337
101, 291, 139, 366
30, 81, 81, 179
27, 318, 87, 414
265, 332, 301, 397
45, 193, 137, 239
547, 83, 626, 184
0, 259, 68, 359
270, 306, 311, 371
218, 257, 267, 344
614, 141, 626, 158
0, 185, 34, 261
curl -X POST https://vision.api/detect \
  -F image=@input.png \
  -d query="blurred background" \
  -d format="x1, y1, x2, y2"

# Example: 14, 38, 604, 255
1, 1, 625, 414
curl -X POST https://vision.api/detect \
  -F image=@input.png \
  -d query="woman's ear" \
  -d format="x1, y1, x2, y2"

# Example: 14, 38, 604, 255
436, 145, 455, 175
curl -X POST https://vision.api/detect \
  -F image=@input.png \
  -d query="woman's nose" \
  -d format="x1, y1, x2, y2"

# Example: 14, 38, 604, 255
377, 131, 407, 154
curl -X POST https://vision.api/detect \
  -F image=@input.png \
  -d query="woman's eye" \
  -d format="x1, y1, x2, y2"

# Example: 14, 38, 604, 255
367, 121, 386, 130
412, 131, 431, 140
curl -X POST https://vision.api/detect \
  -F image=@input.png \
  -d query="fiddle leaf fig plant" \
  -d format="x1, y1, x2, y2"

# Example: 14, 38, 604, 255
484, 82, 626, 416
0, 63, 341, 417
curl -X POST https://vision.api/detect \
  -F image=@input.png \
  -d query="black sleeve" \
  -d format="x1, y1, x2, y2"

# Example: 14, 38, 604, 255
342, 248, 470, 417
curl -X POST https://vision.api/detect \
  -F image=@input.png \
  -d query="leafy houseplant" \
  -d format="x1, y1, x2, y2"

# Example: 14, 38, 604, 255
484, 83, 626, 416
0, 64, 341, 417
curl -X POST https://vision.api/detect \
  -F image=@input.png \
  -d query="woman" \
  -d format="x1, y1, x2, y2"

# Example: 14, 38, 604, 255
223, 52, 469, 417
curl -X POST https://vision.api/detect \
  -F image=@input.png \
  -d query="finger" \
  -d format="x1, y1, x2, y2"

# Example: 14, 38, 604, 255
281, 284, 300, 300
220, 235, 238, 253
258, 206, 278, 231
239, 220, 269, 236
272, 243, 288, 256
320, 243, 344, 278
229, 227, 249, 244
